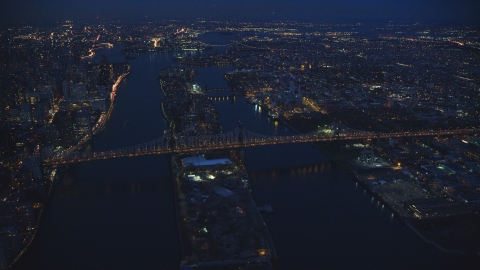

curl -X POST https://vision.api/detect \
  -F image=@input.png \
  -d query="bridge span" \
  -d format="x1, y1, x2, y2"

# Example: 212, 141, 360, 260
42, 122, 479, 165
3, 122, 477, 167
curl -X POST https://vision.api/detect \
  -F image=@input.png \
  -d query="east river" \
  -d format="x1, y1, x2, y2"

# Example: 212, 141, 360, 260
13, 34, 478, 269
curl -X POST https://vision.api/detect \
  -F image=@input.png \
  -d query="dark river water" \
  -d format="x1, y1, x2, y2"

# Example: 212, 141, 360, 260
13, 34, 477, 270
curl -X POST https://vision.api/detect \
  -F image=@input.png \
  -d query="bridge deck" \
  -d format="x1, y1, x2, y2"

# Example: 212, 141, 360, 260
4, 123, 477, 167
43, 125, 477, 165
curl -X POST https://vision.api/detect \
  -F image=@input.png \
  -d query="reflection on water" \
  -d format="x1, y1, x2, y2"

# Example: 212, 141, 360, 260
251, 163, 332, 180
13, 46, 181, 270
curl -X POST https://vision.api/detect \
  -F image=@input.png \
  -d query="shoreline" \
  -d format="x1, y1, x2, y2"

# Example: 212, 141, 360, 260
42, 69, 130, 164
7, 69, 130, 269
240, 95, 470, 257
159, 69, 276, 268
405, 222, 464, 255
274, 114, 469, 256
171, 152, 276, 269
170, 155, 186, 270
7, 165, 70, 269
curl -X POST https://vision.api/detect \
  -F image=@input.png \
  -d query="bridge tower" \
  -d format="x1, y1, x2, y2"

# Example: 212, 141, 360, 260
165, 129, 176, 151
237, 121, 247, 167
238, 148, 246, 169
332, 121, 340, 139
409, 137, 417, 159
237, 121, 245, 145
376, 132, 381, 148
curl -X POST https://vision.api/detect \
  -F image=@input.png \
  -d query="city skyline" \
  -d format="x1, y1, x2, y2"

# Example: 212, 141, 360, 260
1, 0, 480, 26
1, 6, 480, 268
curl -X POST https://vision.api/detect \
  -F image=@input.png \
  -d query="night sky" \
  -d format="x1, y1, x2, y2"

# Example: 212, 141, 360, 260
1, 0, 479, 25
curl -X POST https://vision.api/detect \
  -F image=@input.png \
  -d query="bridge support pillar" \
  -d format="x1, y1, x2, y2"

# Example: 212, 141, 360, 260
239, 148, 246, 167
376, 133, 381, 148
238, 121, 245, 147
409, 138, 416, 159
